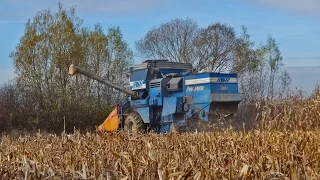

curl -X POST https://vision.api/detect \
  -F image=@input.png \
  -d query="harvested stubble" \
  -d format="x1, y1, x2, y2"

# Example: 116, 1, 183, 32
1, 130, 320, 180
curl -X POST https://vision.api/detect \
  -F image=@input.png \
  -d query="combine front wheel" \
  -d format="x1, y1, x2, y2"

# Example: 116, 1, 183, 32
123, 111, 146, 133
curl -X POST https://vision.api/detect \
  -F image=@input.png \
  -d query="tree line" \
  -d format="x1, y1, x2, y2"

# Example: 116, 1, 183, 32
0, 3, 293, 134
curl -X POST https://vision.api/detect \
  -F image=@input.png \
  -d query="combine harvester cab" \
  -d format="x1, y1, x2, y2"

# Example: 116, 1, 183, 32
68, 60, 241, 133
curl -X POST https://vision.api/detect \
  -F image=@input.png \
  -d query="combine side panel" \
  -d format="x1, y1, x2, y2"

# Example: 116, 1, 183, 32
208, 73, 241, 128
135, 107, 150, 123
162, 97, 177, 116
208, 73, 241, 116
184, 72, 242, 129
184, 73, 214, 121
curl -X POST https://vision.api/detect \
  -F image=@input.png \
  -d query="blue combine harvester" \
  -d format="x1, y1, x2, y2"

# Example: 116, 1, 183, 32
68, 60, 241, 133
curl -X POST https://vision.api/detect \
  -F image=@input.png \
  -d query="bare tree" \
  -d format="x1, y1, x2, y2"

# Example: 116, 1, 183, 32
194, 22, 238, 72
135, 18, 199, 65
264, 35, 284, 100
0, 81, 20, 132
136, 19, 244, 72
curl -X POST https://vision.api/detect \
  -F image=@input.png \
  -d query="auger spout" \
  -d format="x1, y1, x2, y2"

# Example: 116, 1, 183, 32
68, 64, 138, 97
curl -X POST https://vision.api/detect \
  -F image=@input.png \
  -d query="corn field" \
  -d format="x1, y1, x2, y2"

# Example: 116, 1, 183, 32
1, 130, 320, 179
252, 89, 320, 131
1, 91, 319, 179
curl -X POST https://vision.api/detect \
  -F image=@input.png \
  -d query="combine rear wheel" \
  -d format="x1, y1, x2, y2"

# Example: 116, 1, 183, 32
123, 111, 146, 133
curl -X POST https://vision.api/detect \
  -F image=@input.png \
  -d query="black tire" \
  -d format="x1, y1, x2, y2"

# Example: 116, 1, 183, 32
123, 111, 147, 133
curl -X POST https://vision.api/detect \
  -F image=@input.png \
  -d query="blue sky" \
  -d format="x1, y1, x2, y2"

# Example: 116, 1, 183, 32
0, 0, 320, 86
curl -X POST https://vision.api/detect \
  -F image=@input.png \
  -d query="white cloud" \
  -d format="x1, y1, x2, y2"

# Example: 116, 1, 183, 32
240, 0, 320, 16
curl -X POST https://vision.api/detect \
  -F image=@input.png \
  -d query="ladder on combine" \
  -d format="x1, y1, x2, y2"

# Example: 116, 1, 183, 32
118, 105, 123, 130
118, 101, 130, 130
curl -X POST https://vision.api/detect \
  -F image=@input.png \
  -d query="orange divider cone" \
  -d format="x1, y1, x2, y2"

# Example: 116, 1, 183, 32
97, 105, 119, 131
